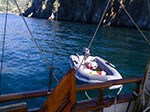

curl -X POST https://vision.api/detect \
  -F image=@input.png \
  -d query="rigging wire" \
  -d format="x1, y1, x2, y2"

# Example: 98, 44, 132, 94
13, 0, 59, 83
120, 3, 150, 46
0, 0, 9, 95
133, 57, 150, 112
118, 1, 150, 112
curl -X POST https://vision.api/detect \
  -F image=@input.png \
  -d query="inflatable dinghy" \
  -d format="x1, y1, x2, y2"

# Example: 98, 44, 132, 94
70, 48, 123, 90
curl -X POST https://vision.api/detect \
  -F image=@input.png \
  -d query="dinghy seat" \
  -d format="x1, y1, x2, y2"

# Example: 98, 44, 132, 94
71, 55, 80, 67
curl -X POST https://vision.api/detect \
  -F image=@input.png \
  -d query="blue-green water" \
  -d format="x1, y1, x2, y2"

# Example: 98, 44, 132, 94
0, 13, 150, 109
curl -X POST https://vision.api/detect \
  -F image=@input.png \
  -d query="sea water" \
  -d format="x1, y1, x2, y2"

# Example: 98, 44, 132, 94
0, 13, 150, 109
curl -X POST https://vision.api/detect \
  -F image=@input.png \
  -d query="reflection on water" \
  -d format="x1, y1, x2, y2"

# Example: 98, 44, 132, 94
0, 13, 150, 108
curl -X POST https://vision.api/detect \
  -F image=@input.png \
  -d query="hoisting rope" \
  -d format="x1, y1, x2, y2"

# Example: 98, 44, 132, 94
120, 2, 150, 46
88, 0, 111, 49
13, 0, 59, 83
76, 0, 111, 75
0, 0, 9, 95
75, 0, 111, 101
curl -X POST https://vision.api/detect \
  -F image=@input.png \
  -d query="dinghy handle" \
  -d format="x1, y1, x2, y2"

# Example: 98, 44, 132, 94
106, 62, 116, 68
76, 54, 80, 60
73, 60, 78, 67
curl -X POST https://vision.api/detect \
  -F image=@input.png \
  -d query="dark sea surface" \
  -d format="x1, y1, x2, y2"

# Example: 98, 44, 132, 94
0, 13, 150, 109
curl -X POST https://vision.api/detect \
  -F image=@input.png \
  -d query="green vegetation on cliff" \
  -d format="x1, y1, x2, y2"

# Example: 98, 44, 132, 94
0, 0, 29, 13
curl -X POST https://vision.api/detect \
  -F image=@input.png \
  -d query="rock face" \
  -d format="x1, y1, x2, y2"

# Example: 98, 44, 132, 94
23, 0, 55, 19
23, 0, 150, 29
57, 0, 107, 23
109, 0, 150, 29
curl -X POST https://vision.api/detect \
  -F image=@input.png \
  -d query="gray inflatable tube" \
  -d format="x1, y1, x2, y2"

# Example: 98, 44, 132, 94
70, 55, 123, 89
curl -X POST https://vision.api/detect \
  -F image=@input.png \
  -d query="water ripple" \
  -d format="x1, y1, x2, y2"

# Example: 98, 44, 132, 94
0, 13, 150, 108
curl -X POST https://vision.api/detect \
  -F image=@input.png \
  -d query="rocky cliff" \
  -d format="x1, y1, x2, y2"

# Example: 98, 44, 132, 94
109, 0, 150, 29
23, 0, 150, 29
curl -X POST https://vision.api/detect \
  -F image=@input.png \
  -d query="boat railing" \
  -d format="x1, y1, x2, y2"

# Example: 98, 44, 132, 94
76, 76, 142, 111
0, 69, 143, 112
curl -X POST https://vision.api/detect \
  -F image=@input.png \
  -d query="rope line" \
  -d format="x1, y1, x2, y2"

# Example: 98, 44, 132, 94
88, 0, 111, 49
113, 97, 117, 112
13, 0, 59, 83
133, 57, 150, 112
76, 0, 111, 75
48, 0, 60, 91
120, 3, 150, 46
0, 0, 9, 95
143, 106, 150, 112
118, 1, 150, 111
85, 91, 91, 100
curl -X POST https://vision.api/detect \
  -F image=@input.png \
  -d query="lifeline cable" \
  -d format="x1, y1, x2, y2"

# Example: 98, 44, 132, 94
13, 0, 59, 83
0, 0, 9, 95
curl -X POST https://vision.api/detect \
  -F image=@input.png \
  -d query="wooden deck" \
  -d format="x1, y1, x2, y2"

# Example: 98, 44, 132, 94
0, 69, 143, 112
